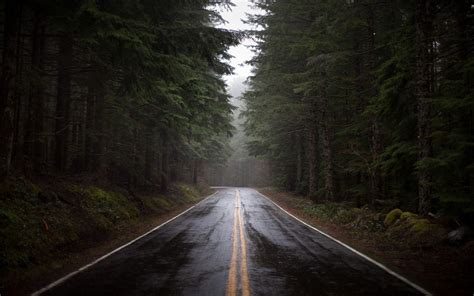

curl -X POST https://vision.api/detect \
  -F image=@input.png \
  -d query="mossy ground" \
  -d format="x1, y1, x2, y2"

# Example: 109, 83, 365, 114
385, 209, 447, 248
0, 177, 204, 292
301, 202, 447, 248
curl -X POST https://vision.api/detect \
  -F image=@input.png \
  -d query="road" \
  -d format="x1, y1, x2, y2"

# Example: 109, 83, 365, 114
36, 188, 428, 296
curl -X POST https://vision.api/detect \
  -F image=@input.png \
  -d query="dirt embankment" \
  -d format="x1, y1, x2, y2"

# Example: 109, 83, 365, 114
259, 188, 474, 296
0, 177, 212, 295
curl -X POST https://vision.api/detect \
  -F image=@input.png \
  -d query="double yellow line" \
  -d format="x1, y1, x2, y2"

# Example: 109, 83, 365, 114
226, 190, 250, 296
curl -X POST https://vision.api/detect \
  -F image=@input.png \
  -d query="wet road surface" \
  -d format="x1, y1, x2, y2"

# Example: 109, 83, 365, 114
37, 188, 427, 296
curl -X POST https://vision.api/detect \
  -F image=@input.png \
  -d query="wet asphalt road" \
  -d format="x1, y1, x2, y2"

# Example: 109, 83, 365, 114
39, 188, 426, 296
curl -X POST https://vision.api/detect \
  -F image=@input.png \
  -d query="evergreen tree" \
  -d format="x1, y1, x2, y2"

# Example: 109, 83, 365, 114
0, 0, 239, 191
243, 0, 473, 218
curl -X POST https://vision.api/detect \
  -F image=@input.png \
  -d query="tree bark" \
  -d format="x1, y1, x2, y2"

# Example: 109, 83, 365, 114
319, 76, 334, 201
0, 0, 22, 177
296, 132, 303, 190
308, 127, 318, 199
34, 14, 47, 173
54, 33, 73, 171
366, 4, 384, 201
160, 138, 169, 192
83, 72, 101, 171
94, 86, 106, 171
144, 129, 155, 184
24, 10, 46, 172
415, 0, 434, 215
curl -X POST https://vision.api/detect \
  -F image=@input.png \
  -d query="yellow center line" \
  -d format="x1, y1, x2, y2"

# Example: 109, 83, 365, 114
226, 190, 251, 296
226, 193, 239, 296
237, 190, 251, 296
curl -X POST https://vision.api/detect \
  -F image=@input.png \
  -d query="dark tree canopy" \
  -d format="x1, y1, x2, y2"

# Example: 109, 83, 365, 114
0, 0, 240, 190
243, 0, 473, 218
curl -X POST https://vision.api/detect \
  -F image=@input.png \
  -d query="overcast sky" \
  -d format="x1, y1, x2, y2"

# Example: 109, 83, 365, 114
216, 1, 263, 103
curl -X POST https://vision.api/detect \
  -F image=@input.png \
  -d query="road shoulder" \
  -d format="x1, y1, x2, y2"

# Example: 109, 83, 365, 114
4, 186, 214, 296
258, 188, 474, 296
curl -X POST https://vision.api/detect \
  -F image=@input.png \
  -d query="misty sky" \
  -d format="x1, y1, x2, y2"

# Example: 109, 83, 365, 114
216, 1, 263, 103
214, 1, 263, 156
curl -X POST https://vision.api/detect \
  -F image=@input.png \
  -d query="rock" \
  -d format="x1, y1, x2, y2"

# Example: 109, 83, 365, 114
448, 225, 471, 244
400, 211, 418, 221
384, 208, 403, 227
409, 218, 432, 232
385, 210, 448, 248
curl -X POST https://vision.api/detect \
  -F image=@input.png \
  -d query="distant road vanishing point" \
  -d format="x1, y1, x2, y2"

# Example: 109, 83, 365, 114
34, 188, 430, 296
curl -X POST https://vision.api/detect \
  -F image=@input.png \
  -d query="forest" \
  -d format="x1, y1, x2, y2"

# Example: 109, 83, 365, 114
0, 0, 473, 295
0, 1, 240, 292
0, 0, 238, 190
243, 0, 473, 219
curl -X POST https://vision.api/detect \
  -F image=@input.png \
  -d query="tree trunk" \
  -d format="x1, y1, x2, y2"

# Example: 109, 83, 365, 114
319, 75, 334, 201
12, 18, 25, 170
25, 10, 46, 172
320, 121, 334, 201
296, 132, 303, 190
366, 4, 384, 201
94, 86, 106, 171
54, 33, 73, 171
33, 14, 46, 173
308, 127, 318, 199
0, 0, 22, 177
144, 129, 155, 184
84, 73, 97, 171
415, 0, 434, 215
156, 136, 163, 189
370, 118, 383, 199
160, 139, 169, 192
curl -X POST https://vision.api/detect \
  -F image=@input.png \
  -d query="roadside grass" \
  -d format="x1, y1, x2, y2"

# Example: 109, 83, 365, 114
0, 177, 206, 294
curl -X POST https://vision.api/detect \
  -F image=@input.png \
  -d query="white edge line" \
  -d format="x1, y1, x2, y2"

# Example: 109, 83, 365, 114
255, 190, 433, 296
31, 191, 219, 296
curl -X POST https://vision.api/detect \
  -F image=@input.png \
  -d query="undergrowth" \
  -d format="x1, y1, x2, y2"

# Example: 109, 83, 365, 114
300, 200, 447, 248
0, 177, 203, 283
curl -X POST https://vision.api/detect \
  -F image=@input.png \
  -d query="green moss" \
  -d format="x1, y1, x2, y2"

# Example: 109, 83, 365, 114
385, 211, 447, 248
142, 195, 172, 213
75, 186, 140, 226
176, 183, 199, 202
384, 209, 403, 227
400, 211, 417, 221
409, 218, 432, 232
